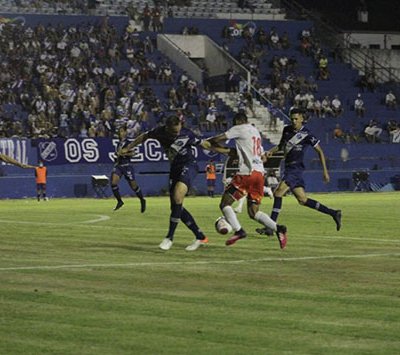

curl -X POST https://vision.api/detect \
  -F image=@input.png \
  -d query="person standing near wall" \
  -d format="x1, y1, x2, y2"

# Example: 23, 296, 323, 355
35, 160, 48, 201
205, 159, 217, 197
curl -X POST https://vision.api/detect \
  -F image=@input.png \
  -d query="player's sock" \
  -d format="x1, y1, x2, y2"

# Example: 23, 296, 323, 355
181, 208, 206, 240
271, 197, 282, 221
133, 186, 144, 200
37, 194, 40, 201
111, 185, 122, 202
167, 203, 182, 240
254, 211, 277, 231
304, 198, 336, 216
222, 205, 241, 232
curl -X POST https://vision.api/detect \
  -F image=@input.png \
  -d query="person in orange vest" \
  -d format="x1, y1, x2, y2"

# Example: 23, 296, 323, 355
35, 160, 48, 201
205, 159, 217, 197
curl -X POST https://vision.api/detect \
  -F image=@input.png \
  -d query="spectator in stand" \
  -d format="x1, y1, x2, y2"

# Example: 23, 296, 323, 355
389, 123, 400, 143
321, 96, 333, 118
142, 4, 152, 31
348, 124, 360, 143
333, 124, 346, 142
331, 95, 344, 117
385, 91, 397, 110
364, 119, 383, 143
206, 104, 218, 131
354, 93, 366, 118
269, 27, 280, 49
318, 55, 330, 80
280, 31, 290, 49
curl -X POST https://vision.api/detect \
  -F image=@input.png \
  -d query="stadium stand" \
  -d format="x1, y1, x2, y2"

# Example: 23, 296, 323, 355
0, 1, 399, 198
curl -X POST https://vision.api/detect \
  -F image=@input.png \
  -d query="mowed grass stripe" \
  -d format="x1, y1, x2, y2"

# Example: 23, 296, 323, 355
1, 193, 399, 354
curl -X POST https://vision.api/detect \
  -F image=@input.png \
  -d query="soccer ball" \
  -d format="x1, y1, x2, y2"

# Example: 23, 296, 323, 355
215, 216, 233, 235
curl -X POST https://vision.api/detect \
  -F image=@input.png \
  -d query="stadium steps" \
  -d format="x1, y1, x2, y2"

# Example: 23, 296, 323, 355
214, 92, 284, 144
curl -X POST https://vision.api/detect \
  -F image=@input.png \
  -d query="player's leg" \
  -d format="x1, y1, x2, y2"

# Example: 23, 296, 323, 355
36, 184, 41, 201
220, 179, 247, 246
42, 184, 48, 201
181, 207, 209, 251
248, 202, 288, 249
234, 194, 246, 213
246, 172, 288, 249
292, 187, 342, 231
271, 180, 290, 221
111, 172, 124, 210
256, 180, 289, 236
159, 181, 188, 250
127, 178, 146, 213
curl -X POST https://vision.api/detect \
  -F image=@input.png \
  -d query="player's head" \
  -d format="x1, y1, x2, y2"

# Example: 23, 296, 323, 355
38, 160, 44, 167
165, 115, 182, 136
289, 107, 305, 130
233, 112, 248, 126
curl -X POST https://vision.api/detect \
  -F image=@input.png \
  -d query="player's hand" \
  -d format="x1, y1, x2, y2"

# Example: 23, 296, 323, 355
323, 171, 330, 183
201, 140, 212, 150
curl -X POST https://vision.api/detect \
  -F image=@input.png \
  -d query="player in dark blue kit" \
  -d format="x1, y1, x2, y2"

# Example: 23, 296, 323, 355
111, 125, 146, 212
257, 108, 341, 235
123, 115, 211, 251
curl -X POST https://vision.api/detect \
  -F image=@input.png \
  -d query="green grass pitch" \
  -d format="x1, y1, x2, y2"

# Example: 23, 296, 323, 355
0, 192, 399, 354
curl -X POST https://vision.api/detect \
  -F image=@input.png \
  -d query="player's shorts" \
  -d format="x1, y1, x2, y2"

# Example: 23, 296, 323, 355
282, 167, 305, 189
170, 163, 198, 192
207, 178, 216, 187
36, 183, 46, 190
112, 164, 136, 181
226, 171, 264, 205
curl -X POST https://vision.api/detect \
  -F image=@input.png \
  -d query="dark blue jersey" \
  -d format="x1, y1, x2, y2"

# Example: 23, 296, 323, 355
147, 126, 201, 169
279, 125, 319, 170
115, 138, 134, 165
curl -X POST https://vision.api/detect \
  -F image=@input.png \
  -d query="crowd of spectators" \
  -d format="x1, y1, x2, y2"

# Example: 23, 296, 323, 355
0, 18, 227, 140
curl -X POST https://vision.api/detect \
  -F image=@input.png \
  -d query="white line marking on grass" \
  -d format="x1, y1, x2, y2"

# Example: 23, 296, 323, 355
79, 215, 110, 224
0, 215, 110, 226
1, 252, 399, 272
1, 217, 399, 243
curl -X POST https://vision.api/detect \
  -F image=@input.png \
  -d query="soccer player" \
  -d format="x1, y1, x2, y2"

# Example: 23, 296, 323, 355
35, 160, 48, 201
257, 108, 341, 235
123, 115, 210, 251
111, 125, 146, 213
0, 153, 35, 169
207, 112, 288, 249
205, 159, 216, 197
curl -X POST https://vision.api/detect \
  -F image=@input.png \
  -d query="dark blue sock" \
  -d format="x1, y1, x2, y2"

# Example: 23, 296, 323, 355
133, 186, 144, 200
167, 203, 182, 240
304, 198, 335, 216
181, 208, 205, 240
271, 197, 282, 221
111, 185, 122, 202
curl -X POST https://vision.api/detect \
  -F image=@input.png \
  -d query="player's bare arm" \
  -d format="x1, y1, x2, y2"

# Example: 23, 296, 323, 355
0, 153, 35, 169
262, 146, 280, 161
119, 132, 149, 155
314, 144, 330, 183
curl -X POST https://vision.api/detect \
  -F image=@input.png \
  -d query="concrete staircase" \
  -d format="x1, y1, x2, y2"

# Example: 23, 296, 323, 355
215, 92, 284, 145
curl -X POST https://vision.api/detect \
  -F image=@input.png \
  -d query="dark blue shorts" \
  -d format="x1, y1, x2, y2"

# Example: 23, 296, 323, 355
170, 163, 198, 192
282, 167, 305, 190
36, 183, 46, 190
207, 179, 216, 187
112, 164, 136, 181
